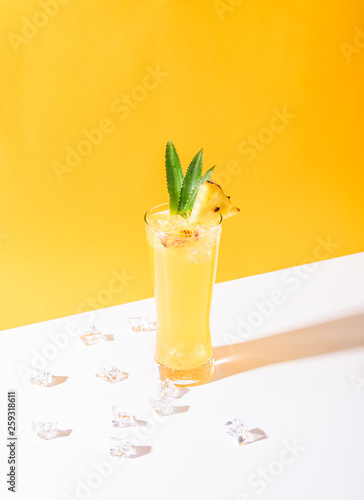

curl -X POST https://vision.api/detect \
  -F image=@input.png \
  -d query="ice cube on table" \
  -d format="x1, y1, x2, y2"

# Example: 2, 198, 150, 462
156, 378, 179, 398
110, 437, 134, 458
112, 407, 137, 428
31, 420, 58, 440
80, 326, 105, 346
96, 363, 128, 383
149, 395, 174, 416
29, 368, 52, 387
128, 314, 157, 332
225, 418, 250, 445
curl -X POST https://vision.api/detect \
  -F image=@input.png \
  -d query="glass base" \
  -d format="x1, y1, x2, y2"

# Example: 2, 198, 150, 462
154, 358, 214, 387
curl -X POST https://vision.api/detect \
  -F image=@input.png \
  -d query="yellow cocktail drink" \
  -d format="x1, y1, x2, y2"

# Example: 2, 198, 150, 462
145, 204, 221, 385
145, 141, 239, 385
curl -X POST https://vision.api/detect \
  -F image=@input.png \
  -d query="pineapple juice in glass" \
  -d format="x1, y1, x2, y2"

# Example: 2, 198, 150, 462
145, 142, 239, 386
145, 205, 221, 384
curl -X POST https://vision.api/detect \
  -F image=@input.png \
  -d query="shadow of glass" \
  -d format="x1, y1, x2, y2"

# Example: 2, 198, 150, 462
104, 334, 115, 342
212, 312, 364, 382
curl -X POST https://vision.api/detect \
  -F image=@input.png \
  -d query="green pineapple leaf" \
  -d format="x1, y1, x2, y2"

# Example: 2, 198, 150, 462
199, 164, 216, 184
178, 149, 203, 214
183, 165, 216, 213
165, 141, 183, 215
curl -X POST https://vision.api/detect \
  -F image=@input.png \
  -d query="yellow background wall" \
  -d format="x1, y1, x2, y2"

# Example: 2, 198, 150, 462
1, 0, 363, 331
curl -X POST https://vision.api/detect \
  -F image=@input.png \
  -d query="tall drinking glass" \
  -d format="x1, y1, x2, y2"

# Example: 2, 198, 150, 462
145, 203, 222, 386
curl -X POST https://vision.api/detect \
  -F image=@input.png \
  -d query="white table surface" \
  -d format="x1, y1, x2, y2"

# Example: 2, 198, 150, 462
1, 252, 364, 500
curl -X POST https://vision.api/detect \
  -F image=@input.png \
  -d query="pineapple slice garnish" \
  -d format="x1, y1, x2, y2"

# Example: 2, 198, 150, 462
190, 180, 240, 224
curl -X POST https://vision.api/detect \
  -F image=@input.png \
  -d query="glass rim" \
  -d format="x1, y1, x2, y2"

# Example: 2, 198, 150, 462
144, 202, 222, 237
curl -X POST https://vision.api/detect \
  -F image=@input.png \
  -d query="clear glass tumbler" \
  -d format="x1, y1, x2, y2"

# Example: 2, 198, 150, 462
145, 203, 221, 385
